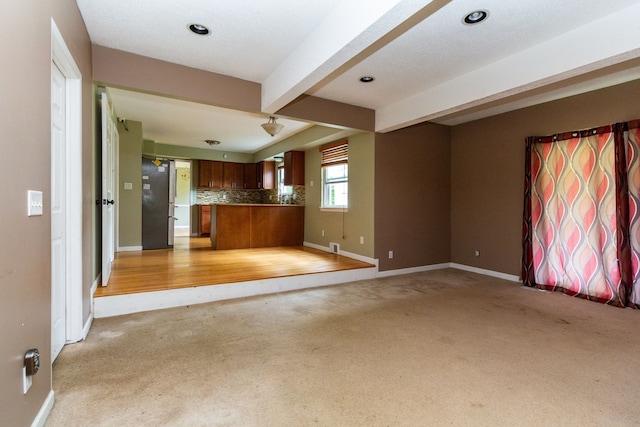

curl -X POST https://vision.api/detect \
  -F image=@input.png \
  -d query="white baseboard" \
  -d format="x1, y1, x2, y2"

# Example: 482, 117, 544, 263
450, 263, 521, 282
94, 267, 377, 318
31, 389, 54, 427
117, 246, 143, 252
91, 276, 99, 295
303, 241, 329, 252
82, 311, 94, 340
303, 241, 378, 266
375, 262, 520, 283
376, 263, 450, 278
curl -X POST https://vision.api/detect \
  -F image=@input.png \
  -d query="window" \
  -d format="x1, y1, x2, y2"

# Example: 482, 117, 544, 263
320, 141, 348, 209
277, 165, 292, 197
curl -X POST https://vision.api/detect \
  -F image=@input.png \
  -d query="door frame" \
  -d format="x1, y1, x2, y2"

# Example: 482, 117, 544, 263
52, 20, 84, 343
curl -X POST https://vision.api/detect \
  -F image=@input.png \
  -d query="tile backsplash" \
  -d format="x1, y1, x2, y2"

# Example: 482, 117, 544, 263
196, 186, 305, 205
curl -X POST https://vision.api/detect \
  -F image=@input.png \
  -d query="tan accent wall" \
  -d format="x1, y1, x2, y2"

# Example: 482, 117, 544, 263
92, 46, 376, 133
92, 45, 262, 112
304, 133, 375, 258
0, 0, 92, 424
375, 122, 451, 271
118, 120, 143, 248
451, 79, 640, 276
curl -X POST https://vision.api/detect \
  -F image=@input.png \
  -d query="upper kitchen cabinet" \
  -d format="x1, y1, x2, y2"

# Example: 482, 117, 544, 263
284, 151, 305, 186
257, 161, 275, 190
199, 160, 271, 189
198, 160, 223, 188
233, 163, 245, 189
244, 163, 258, 189
222, 162, 234, 189
223, 162, 246, 189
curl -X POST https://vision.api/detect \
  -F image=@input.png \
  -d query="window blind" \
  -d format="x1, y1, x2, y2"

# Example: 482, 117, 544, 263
320, 140, 348, 167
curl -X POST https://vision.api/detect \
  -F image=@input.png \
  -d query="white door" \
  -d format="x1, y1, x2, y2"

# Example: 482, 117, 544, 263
51, 61, 66, 361
101, 92, 117, 286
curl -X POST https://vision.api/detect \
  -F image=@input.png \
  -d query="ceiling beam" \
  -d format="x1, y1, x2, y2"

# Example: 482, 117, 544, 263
261, 0, 450, 114
376, 3, 640, 132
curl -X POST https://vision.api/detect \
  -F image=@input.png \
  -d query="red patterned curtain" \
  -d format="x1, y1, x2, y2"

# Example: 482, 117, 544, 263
522, 121, 640, 307
627, 121, 640, 307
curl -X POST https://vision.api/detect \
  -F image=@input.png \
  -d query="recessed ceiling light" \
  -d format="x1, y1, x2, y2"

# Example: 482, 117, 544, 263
359, 76, 375, 83
188, 23, 210, 35
463, 10, 489, 25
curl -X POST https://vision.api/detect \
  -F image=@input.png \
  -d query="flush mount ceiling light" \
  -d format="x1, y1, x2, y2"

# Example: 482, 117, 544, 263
205, 139, 220, 147
188, 23, 210, 35
261, 116, 284, 137
359, 76, 375, 83
463, 10, 489, 25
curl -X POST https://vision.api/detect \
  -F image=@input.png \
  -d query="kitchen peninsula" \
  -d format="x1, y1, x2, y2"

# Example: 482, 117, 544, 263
210, 204, 304, 250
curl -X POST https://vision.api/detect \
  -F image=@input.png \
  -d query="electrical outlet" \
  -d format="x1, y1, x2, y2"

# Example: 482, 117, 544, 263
359, 236, 364, 244
475, 250, 480, 257
388, 250, 394, 259
322, 230, 325, 237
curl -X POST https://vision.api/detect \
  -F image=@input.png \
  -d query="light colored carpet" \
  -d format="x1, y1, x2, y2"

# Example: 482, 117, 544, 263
47, 269, 640, 426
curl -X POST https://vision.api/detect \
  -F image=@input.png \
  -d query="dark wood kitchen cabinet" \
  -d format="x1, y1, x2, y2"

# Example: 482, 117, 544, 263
233, 163, 245, 189
222, 162, 234, 189
210, 204, 304, 249
244, 163, 258, 189
200, 160, 265, 189
284, 151, 304, 186
198, 160, 212, 187
199, 205, 211, 236
257, 161, 275, 189
198, 160, 223, 188
222, 162, 246, 189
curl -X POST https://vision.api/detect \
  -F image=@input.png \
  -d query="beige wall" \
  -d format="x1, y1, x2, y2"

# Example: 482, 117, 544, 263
304, 133, 375, 257
118, 120, 143, 248
375, 122, 451, 271
93, 46, 374, 133
451, 79, 640, 276
0, 0, 92, 424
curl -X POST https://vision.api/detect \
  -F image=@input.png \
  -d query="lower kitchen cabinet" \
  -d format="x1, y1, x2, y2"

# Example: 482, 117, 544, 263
210, 204, 304, 249
199, 205, 211, 236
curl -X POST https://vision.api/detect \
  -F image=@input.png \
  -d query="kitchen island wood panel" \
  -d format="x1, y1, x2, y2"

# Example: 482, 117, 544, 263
211, 205, 251, 249
210, 204, 304, 250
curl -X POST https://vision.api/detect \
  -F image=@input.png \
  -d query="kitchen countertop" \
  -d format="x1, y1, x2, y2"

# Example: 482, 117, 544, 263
204, 203, 305, 207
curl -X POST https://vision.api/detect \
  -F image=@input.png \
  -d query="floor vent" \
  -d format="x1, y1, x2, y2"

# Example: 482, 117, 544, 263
330, 242, 340, 254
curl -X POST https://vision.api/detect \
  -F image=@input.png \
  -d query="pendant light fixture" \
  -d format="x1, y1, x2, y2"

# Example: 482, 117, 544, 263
261, 116, 284, 137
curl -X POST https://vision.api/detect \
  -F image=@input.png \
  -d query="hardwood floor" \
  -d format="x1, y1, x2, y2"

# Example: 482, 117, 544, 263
95, 237, 374, 297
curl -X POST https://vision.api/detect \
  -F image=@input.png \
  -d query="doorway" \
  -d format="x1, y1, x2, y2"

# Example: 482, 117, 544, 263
174, 160, 192, 238
51, 20, 84, 360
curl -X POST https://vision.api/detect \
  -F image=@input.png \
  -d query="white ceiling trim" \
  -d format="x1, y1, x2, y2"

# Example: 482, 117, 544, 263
438, 64, 640, 126
261, 0, 449, 114
376, 2, 640, 132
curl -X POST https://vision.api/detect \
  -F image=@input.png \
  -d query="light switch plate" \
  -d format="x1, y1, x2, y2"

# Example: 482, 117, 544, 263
124, 182, 133, 190
27, 190, 43, 216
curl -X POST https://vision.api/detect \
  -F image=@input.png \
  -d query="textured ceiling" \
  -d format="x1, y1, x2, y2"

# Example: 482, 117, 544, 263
108, 88, 311, 153
77, 0, 640, 151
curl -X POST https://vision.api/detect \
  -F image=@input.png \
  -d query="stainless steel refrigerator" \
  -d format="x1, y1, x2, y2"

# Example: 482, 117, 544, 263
142, 158, 176, 249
